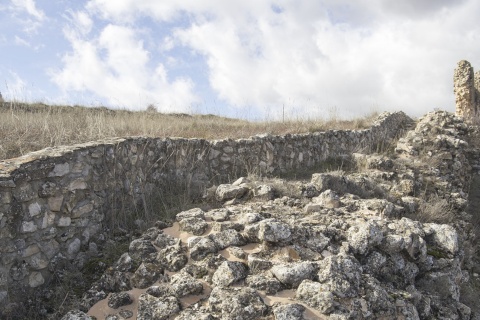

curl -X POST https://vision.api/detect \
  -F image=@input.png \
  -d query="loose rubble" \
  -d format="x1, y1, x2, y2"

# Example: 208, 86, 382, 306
61, 111, 480, 320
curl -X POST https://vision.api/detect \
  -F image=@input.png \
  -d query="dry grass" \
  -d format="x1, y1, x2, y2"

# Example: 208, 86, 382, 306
0, 101, 377, 160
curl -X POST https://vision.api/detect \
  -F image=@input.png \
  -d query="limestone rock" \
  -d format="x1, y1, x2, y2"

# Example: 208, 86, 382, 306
137, 294, 180, 320
258, 218, 292, 243
347, 221, 383, 255
189, 237, 217, 261
215, 184, 249, 202
313, 189, 341, 208
129, 239, 157, 263
271, 262, 317, 288
61, 310, 95, 320
179, 217, 208, 236
170, 272, 203, 297
209, 229, 246, 250
317, 254, 362, 298
212, 261, 248, 287
131, 263, 163, 289
272, 303, 306, 320
176, 208, 205, 221
246, 274, 283, 294
296, 279, 336, 314
108, 292, 133, 309
208, 287, 268, 319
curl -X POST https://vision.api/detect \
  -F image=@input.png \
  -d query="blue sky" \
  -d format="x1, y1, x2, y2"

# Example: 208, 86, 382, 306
1, 0, 480, 120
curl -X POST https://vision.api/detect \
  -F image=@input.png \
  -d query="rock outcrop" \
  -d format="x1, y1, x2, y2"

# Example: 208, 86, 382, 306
71, 111, 480, 320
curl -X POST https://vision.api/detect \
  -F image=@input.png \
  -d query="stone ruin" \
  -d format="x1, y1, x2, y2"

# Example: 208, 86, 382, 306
454, 60, 480, 120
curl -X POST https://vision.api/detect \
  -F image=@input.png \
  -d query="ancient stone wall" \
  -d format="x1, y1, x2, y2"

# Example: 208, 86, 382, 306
0, 111, 410, 307
454, 60, 480, 119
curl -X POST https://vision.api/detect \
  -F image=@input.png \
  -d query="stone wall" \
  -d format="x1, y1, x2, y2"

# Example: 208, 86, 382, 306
454, 60, 480, 120
0, 111, 411, 307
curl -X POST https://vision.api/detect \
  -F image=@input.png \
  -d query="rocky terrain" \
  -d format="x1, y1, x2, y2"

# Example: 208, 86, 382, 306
60, 111, 480, 320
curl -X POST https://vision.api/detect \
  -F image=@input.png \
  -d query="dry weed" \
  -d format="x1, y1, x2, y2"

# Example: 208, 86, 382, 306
0, 101, 376, 160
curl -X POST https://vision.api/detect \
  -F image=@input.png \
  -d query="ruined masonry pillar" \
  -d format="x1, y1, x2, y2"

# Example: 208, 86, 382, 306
454, 60, 477, 119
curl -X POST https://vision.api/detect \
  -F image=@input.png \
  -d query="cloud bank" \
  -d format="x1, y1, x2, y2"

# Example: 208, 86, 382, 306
51, 0, 480, 118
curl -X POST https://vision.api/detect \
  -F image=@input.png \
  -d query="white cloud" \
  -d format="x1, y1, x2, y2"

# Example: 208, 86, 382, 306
9, 0, 46, 34
11, 0, 45, 21
68, 0, 480, 118
14, 35, 30, 46
52, 21, 198, 111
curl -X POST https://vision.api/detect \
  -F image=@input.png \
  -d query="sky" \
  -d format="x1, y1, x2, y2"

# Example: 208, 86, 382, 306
1, 0, 480, 120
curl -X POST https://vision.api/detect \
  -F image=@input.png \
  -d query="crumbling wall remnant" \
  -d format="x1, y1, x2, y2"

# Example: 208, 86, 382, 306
454, 60, 480, 120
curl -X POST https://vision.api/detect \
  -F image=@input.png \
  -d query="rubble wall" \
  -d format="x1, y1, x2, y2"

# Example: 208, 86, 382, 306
0, 111, 410, 306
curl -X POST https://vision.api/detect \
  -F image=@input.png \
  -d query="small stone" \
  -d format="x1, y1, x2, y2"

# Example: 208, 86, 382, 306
131, 263, 164, 289
29, 271, 45, 288
271, 262, 317, 288
170, 272, 204, 297
57, 216, 71, 227
273, 303, 306, 320
176, 208, 205, 221
21, 221, 37, 233
179, 217, 208, 236
296, 280, 336, 314
215, 184, 249, 202
108, 292, 133, 309
61, 310, 95, 320
137, 294, 180, 320
212, 261, 248, 287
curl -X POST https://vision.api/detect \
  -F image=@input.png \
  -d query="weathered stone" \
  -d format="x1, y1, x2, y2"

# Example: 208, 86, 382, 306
170, 272, 203, 297
247, 254, 273, 273
271, 262, 317, 288
215, 184, 249, 201
454, 60, 478, 119
296, 280, 336, 314
108, 292, 133, 309
209, 229, 246, 250
179, 217, 208, 236
189, 237, 217, 261
176, 208, 206, 221
313, 189, 341, 208
68, 179, 87, 191
131, 263, 164, 289
58, 216, 72, 227
21, 221, 37, 233
48, 196, 64, 212
317, 254, 362, 298
12, 184, 36, 202
347, 221, 383, 255
208, 287, 268, 319
137, 294, 180, 320
423, 223, 459, 255
257, 218, 291, 243
49, 163, 70, 177
207, 208, 231, 222
272, 303, 306, 320
61, 309, 95, 320
67, 238, 81, 257
29, 271, 45, 287
129, 239, 158, 263
28, 202, 42, 217
72, 203, 94, 218
157, 244, 188, 272
212, 261, 248, 287
246, 274, 283, 294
